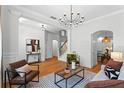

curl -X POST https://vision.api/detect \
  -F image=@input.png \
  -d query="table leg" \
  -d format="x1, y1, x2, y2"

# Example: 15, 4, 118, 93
83, 69, 84, 78
38, 54, 39, 62
65, 79, 67, 88
26, 55, 28, 62
54, 74, 56, 83
38, 54, 40, 62
4, 71, 6, 88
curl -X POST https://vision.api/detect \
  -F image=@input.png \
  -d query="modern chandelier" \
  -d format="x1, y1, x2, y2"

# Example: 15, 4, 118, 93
58, 5, 85, 28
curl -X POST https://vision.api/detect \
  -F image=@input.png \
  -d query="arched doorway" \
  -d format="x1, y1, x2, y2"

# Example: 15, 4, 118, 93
91, 30, 113, 67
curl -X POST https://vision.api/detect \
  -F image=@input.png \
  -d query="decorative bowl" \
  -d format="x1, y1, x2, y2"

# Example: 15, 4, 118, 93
64, 68, 70, 73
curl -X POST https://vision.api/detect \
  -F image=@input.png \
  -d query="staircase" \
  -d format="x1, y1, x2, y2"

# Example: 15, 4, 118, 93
59, 40, 67, 56
58, 40, 68, 62
58, 30, 68, 62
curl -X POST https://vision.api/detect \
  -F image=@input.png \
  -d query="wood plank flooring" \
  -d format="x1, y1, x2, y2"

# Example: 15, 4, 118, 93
32, 57, 66, 77
32, 57, 101, 77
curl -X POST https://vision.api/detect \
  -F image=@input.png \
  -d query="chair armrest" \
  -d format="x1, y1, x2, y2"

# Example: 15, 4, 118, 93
7, 70, 26, 74
6, 69, 27, 82
29, 65, 39, 71
6, 69, 26, 74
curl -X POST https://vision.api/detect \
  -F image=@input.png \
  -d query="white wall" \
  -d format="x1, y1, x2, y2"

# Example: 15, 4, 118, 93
71, 10, 124, 68
2, 6, 47, 65
1, 6, 21, 84
18, 23, 45, 63
1, 6, 59, 65
1, 6, 21, 70
52, 40, 58, 57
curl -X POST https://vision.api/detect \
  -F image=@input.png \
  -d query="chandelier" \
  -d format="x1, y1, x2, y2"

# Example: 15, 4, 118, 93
58, 5, 85, 28
41, 25, 46, 31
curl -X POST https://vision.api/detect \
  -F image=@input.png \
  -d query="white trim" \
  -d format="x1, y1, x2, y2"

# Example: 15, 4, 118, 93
19, 22, 42, 29
8, 9, 21, 17
84, 9, 124, 24
9, 6, 124, 27
9, 6, 63, 29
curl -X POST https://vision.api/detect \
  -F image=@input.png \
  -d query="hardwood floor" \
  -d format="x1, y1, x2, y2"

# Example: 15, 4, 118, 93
32, 57, 102, 77
32, 57, 66, 77
86, 59, 108, 73
85, 62, 101, 73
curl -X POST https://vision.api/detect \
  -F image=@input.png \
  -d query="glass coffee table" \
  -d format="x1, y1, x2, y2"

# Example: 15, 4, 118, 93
54, 66, 84, 88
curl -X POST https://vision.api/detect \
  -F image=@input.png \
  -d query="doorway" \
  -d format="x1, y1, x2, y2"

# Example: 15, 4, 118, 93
52, 40, 59, 58
91, 30, 113, 67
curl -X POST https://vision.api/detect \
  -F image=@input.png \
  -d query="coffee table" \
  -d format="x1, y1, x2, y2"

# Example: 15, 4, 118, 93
54, 66, 84, 88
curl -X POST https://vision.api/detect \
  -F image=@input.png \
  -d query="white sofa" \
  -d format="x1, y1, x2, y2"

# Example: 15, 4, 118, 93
91, 64, 124, 81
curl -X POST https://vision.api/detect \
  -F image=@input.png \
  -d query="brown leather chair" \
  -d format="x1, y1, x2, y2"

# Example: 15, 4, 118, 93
6, 60, 39, 88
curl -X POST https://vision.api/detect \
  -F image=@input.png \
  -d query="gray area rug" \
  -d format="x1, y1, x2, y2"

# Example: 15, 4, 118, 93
26, 70, 96, 88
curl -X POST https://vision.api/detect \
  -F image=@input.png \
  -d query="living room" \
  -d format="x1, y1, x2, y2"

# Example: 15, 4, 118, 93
1, 0, 124, 90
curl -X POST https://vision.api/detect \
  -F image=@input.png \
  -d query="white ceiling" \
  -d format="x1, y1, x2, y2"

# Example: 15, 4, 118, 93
19, 17, 59, 32
17, 5, 124, 32
21, 5, 124, 22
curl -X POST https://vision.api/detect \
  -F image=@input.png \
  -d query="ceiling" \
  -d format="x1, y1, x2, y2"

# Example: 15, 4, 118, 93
21, 5, 124, 22
19, 17, 60, 32
17, 5, 124, 32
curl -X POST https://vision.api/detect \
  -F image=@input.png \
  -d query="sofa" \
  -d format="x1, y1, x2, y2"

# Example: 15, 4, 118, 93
85, 60, 124, 88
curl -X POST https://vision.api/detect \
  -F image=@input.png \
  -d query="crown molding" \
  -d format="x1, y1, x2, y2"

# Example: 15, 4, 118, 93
6, 6, 124, 29
84, 9, 124, 24
8, 6, 63, 31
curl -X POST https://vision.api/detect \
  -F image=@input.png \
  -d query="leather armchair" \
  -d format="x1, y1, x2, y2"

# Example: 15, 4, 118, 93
5, 60, 39, 88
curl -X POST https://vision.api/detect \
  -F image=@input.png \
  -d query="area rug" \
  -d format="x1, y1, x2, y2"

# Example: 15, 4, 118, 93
26, 70, 96, 88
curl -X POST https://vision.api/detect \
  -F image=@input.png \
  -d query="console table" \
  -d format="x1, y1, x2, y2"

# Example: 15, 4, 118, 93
26, 52, 41, 63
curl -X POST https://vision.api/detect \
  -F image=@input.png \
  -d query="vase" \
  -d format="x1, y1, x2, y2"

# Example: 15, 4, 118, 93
71, 61, 76, 69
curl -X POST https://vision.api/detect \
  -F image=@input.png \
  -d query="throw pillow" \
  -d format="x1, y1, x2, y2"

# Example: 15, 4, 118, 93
105, 59, 123, 71
104, 66, 120, 80
16, 64, 32, 77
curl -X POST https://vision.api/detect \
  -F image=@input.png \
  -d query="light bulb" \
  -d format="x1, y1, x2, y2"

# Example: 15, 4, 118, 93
77, 13, 80, 15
